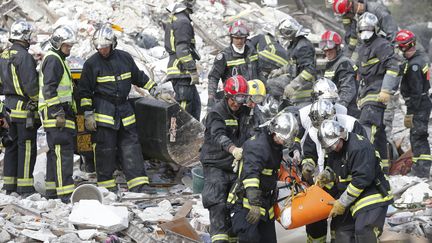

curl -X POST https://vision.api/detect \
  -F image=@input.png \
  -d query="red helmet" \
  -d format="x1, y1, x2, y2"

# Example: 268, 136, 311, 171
395, 29, 416, 50
228, 20, 249, 38
224, 75, 249, 103
333, 0, 352, 15
319, 30, 342, 50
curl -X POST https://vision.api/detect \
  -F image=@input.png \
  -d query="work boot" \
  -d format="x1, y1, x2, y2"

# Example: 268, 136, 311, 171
410, 160, 432, 179
59, 194, 71, 204
5, 190, 14, 195
129, 184, 157, 194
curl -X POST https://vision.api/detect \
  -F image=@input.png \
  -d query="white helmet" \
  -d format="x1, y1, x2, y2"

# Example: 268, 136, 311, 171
268, 112, 299, 147
318, 119, 348, 152
50, 25, 77, 50
312, 77, 339, 102
358, 12, 378, 32
93, 23, 117, 49
9, 19, 33, 43
277, 16, 310, 40
309, 99, 336, 129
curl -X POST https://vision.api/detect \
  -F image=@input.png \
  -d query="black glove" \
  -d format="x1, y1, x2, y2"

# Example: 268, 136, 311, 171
245, 187, 262, 224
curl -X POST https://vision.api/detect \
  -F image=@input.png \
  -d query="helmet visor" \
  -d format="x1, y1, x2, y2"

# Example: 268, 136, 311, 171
319, 40, 336, 50
233, 94, 249, 104
230, 26, 248, 37
250, 94, 265, 104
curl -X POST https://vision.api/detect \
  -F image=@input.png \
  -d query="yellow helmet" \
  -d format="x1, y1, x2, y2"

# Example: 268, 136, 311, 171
247, 79, 266, 103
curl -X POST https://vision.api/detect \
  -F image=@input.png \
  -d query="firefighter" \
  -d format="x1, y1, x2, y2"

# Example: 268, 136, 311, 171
269, 16, 316, 107
227, 112, 298, 243
240, 79, 267, 140
207, 20, 262, 110
200, 75, 250, 243
332, 0, 398, 59
164, 0, 201, 120
0, 19, 39, 196
247, 24, 289, 78
320, 30, 360, 118
301, 99, 367, 242
38, 25, 78, 202
317, 119, 393, 242
395, 29, 432, 178
356, 12, 399, 175
78, 24, 157, 194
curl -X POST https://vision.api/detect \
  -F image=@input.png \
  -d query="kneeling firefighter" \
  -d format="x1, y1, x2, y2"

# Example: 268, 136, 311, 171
227, 112, 299, 243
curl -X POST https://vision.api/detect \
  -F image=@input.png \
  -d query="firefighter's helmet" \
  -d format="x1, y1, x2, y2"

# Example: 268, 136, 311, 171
9, 19, 33, 43
93, 23, 117, 49
319, 30, 342, 50
247, 79, 266, 104
395, 29, 416, 51
224, 75, 249, 103
268, 111, 299, 147
332, 0, 352, 15
309, 99, 336, 129
229, 20, 249, 38
277, 16, 308, 40
318, 119, 348, 152
357, 12, 378, 32
50, 25, 77, 50
312, 77, 339, 102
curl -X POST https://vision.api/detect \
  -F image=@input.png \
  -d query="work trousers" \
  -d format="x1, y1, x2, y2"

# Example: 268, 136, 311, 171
93, 125, 149, 190
231, 207, 276, 243
201, 166, 237, 243
172, 78, 201, 121
45, 127, 75, 197
3, 122, 38, 194
409, 108, 432, 178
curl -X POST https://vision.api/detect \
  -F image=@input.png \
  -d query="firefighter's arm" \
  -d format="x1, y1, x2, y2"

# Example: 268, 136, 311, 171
301, 134, 318, 182
128, 54, 156, 92
378, 41, 400, 94
335, 61, 357, 107
339, 146, 376, 207
207, 53, 226, 102
242, 140, 264, 206
352, 121, 368, 139
208, 112, 236, 152
18, 53, 39, 101
295, 45, 316, 82
342, 18, 358, 52
41, 56, 65, 115
173, 18, 196, 71
78, 61, 96, 112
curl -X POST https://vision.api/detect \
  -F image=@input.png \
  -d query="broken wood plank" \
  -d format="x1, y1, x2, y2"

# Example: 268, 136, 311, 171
159, 217, 200, 242
173, 201, 194, 220
123, 223, 159, 243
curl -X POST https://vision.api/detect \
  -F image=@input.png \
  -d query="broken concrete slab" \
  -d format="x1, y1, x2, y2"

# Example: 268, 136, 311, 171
58, 232, 81, 243
69, 200, 128, 233
0, 230, 10, 243
21, 228, 57, 242
77, 229, 98, 241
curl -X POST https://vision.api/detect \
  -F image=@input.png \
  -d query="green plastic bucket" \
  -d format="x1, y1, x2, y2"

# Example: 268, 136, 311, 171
192, 167, 204, 194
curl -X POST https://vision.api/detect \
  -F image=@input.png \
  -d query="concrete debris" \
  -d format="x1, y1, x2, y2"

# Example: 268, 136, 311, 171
0, 230, 11, 243
58, 232, 81, 243
136, 199, 175, 222
21, 228, 57, 242
395, 182, 432, 204
77, 229, 99, 240
69, 200, 129, 233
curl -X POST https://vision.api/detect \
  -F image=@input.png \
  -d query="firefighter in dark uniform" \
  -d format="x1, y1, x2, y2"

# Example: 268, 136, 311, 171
227, 112, 298, 243
301, 99, 366, 242
38, 25, 78, 202
317, 120, 393, 242
269, 16, 316, 107
207, 20, 261, 110
332, 0, 398, 60
356, 12, 399, 174
78, 24, 156, 193
320, 30, 360, 118
0, 19, 39, 196
395, 29, 432, 178
200, 75, 250, 243
164, 0, 201, 120
247, 25, 289, 78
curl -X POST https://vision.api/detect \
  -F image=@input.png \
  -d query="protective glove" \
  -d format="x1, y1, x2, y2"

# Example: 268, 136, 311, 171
246, 205, 261, 224
301, 160, 315, 182
230, 146, 243, 161
157, 92, 176, 103
84, 111, 97, 132
56, 114, 66, 128
404, 114, 413, 128
315, 167, 336, 188
190, 71, 200, 85
283, 75, 304, 99
232, 158, 241, 173
378, 90, 391, 105
328, 200, 346, 217
268, 65, 289, 78
292, 150, 301, 164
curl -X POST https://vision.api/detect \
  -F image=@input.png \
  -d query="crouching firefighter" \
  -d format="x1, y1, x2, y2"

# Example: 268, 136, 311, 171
200, 75, 250, 243
227, 112, 299, 243
317, 120, 393, 242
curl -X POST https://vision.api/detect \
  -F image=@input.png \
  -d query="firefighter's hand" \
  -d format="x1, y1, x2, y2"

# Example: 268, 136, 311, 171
301, 160, 315, 181
246, 205, 261, 224
292, 149, 301, 164
315, 168, 335, 188
157, 92, 176, 104
84, 111, 97, 132
328, 200, 346, 217
404, 114, 413, 128
268, 65, 289, 78
190, 71, 200, 85
230, 146, 243, 160
55, 115, 66, 128
378, 90, 391, 105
